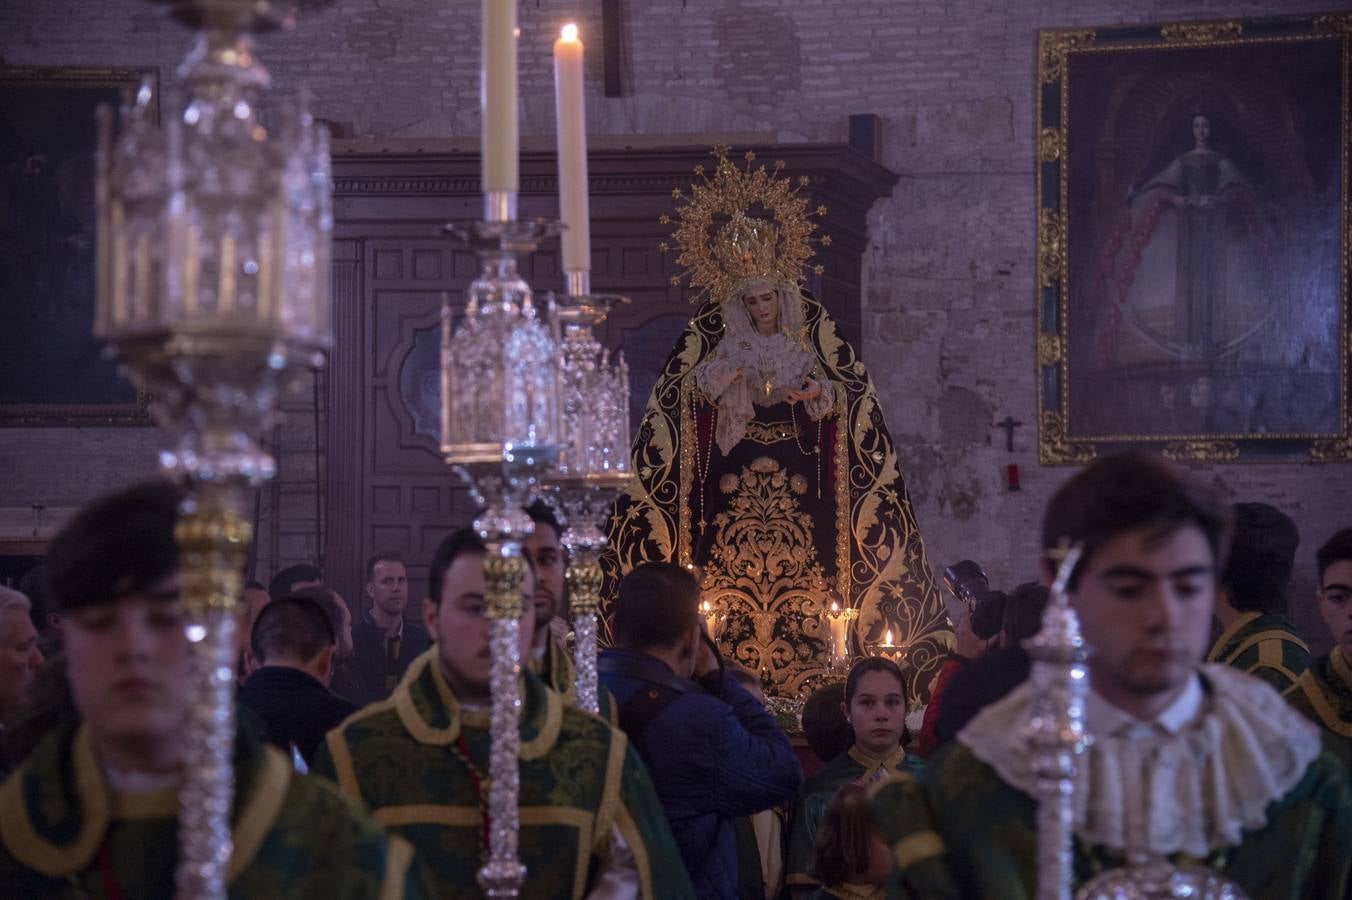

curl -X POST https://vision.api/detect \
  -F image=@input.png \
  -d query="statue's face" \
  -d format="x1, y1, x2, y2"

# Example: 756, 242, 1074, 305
1192, 115, 1211, 145
742, 285, 779, 333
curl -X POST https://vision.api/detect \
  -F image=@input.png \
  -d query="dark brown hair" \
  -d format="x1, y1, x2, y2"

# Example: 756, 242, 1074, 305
845, 656, 906, 706
46, 481, 183, 615
1220, 503, 1299, 615
1041, 453, 1230, 589
800, 682, 850, 763
613, 562, 700, 650
810, 783, 878, 886
1316, 528, 1352, 584
426, 528, 488, 606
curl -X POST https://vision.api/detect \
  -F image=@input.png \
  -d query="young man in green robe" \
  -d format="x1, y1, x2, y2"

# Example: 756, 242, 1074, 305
1285, 527, 1352, 770
312, 527, 692, 899
0, 482, 426, 899
1206, 502, 1311, 692
522, 501, 617, 723
872, 454, 1352, 899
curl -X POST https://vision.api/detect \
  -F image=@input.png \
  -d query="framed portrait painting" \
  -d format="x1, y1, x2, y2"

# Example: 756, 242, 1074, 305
0, 65, 155, 426
1036, 14, 1351, 463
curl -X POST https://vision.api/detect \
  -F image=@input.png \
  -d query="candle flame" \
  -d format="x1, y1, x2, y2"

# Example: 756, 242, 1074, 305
830, 601, 839, 613
561, 23, 579, 41
883, 628, 894, 647
702, 600, 711, 613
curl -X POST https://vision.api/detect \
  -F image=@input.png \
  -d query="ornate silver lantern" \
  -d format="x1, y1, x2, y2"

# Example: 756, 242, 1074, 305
94, 1, 333, 897
441, 211, 563, 897
547, 285, 631, 715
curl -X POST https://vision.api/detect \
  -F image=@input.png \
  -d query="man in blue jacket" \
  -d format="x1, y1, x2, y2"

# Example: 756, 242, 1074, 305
600, 563, 803, 899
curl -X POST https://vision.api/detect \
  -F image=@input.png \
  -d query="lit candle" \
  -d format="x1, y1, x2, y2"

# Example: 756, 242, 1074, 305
827, 601, 847, 659
553, 23, 591, 279
702, 599, 721, 637
481, 0, 518, 194
881, 628, 895, 649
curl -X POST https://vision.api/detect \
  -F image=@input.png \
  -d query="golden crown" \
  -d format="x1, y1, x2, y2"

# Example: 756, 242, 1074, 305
659, 147, 830, 304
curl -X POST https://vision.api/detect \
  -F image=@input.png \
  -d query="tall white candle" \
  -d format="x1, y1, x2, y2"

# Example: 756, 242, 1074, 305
554, 23, 590, 276
482, 0, 519, 193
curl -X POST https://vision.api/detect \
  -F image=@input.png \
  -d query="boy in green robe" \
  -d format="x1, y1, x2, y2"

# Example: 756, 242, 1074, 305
1206, 502, 1311, 692
312, 527, 693, 899
1285, 527, 1352, 770
0, 482, 425, 898
872, 454, 1352, 899
522, 502, 618, 724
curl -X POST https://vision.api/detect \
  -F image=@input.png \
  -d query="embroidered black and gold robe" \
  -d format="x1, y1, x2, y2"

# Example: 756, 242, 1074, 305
1207, 611, 1311, 692
1286, 648, 1352, 771
785, 745, 924, 891
312, 649, 693, 900
0, 721, 423, 898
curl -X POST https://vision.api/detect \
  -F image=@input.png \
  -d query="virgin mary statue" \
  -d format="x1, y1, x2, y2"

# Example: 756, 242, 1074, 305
603, 149, 947, 701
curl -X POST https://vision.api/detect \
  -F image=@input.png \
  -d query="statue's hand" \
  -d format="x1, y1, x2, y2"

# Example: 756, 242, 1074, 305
787, 381, 822, 403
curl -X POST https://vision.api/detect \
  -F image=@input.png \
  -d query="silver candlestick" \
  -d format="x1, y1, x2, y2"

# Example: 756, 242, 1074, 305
547, 288, 632, 713
443, 203, 563, 898
1026, 545, 1088, 900
96, 2, 333, 897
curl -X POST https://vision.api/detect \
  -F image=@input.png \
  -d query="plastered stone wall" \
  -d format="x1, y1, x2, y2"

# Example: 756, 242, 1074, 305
2, 0, 1346, 646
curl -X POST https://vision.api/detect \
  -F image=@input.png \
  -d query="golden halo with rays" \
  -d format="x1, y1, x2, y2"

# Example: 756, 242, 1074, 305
659, 147, 831, 305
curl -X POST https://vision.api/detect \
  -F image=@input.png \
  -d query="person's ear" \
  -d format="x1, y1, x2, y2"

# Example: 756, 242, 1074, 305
840, 701, 851, 725
243, 648, 260, 677
314, 644, 334, 681
421, 597, 439, 643
683, 623, 701, 661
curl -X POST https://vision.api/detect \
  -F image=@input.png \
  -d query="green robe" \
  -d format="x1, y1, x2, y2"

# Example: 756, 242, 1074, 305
870, 742, 1351, 899
0, 720, 424, 898
312, 648, 694, 900
1285, 647, 1352, 771
1207, 611, 1311, 693
786, 746, 924, 891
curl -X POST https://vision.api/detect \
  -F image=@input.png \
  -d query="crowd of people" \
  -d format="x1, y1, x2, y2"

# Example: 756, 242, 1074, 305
0, 451, 1348, 897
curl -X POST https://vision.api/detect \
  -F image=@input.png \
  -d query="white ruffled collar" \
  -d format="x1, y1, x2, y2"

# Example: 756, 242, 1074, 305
958, 663, 1322, 858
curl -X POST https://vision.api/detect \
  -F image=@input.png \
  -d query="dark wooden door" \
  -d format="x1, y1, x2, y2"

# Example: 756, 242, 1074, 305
325, 144, 897, 608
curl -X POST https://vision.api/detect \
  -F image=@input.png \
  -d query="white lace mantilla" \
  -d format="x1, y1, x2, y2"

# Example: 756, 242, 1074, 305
957, 663, 1322, 858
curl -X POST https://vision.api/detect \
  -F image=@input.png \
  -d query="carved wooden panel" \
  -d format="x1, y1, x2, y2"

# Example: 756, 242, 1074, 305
323, 144, 897, 607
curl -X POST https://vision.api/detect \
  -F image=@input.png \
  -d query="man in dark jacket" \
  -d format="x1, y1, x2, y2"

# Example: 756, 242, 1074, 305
599, 562, 802, 899
351, 552, 427, 704
239, 594, 357, 765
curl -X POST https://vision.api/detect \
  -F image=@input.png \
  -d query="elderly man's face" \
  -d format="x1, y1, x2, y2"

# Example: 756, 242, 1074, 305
0, 606, 42, 713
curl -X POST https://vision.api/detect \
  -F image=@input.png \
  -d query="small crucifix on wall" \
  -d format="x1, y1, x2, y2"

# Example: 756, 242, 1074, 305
996, 415, 1023, 452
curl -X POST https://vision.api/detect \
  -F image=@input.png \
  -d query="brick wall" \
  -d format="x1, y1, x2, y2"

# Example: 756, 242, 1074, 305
2, 0, 1345, 645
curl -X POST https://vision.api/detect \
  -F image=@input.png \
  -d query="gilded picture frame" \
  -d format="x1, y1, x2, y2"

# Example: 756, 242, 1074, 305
0, 65, 156, 426
1036, 14, 1351, 464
